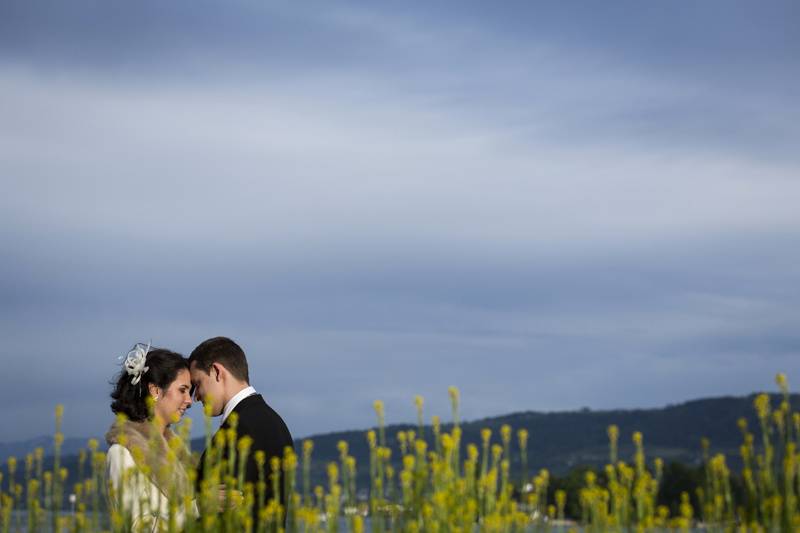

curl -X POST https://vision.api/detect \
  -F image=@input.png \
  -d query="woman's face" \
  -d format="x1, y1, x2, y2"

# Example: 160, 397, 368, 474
154, 368, 193, 424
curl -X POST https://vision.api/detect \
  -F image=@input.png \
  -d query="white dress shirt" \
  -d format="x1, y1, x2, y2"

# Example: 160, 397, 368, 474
221, 385, 257, 425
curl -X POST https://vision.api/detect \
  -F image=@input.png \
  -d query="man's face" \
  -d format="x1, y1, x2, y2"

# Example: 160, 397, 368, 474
189, 361, 225, 417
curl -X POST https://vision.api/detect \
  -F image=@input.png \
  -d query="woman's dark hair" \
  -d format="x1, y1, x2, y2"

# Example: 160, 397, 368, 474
110, 347, 189, 422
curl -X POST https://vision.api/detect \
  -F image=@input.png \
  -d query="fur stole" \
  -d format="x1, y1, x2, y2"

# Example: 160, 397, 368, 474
105, 419, 194, 498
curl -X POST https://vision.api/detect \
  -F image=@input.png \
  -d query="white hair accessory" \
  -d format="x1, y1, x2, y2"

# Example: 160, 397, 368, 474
122, 342, 151, 385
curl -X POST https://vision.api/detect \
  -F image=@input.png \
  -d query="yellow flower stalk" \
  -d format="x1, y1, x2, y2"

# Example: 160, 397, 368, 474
397, 431, 408, 457
517, 428, 529, 491
414, 395, 425, 439
431, 415, 442, 457
7, 378, 800, 532
754, 393, 771, 420
448, 386, 460, 428
500, 424, 511, 467
776, 373, 788, 393
608, 424, 619, 464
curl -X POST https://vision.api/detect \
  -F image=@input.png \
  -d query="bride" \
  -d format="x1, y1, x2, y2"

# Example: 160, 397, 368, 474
105, 343, 197, 531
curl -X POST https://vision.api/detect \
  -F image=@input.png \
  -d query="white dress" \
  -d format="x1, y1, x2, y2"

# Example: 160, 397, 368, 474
106, 444, 197, 532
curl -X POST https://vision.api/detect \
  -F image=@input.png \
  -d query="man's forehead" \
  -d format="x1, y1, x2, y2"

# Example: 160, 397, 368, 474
189, 365, 208, 377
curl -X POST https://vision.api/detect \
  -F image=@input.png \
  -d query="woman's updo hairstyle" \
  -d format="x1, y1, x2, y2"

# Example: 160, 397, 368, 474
110, 347, 188, 422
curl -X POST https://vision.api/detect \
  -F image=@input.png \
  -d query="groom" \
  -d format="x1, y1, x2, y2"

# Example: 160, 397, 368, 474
189, 336, 294, 524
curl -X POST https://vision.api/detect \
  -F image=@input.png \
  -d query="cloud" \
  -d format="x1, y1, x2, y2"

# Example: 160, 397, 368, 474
0, 1, 798, 440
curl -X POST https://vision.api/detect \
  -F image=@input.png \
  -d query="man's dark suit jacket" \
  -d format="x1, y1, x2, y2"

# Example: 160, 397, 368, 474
197, 393, 294, 525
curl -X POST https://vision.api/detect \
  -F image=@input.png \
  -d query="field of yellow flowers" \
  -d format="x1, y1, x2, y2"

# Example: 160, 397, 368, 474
1, 374, 798, 532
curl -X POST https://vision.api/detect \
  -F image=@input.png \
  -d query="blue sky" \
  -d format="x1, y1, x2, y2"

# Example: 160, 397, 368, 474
1, 1, 799, 441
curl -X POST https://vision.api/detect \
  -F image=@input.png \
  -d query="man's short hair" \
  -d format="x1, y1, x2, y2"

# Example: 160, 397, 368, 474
189, 336, 250, 383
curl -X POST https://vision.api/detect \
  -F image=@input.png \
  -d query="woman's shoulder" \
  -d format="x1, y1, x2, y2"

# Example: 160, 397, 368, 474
107, 443, 136, 467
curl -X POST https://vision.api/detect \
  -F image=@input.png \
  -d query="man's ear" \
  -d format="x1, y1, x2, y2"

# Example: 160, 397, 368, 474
211, 362, 223, 382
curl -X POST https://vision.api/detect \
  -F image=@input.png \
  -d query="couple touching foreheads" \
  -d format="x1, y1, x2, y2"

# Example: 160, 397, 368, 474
105, 336, 294, 531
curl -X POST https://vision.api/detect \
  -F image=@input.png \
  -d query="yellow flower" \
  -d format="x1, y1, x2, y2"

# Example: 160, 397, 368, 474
754, 393, 771, 419
415, 440, 427, 456
481, 428, 492, 444
254, 450, 266, 467
283, 451, 298, 471
373, 400, 385, 418
632, 431, 643, 446
302, 439, 314, 457
225, 428, 237, 446
327, 462, 339, 484
772, 410, 785, 432
491, 444, 503, 461
776, 373, 788, 392
441, 434, 453, 451
337, 440, 348, 456
366, 430, 377, 449
467, 444, 479, 461
378, 447, 392, 461
555, 489, 566, 507
607, 424, 619, 442
518, 429, 529, 448
500, 424, 511, 444
422, 503, 433, 520
680, 492, 693, 519
448, 386, 460, 403
737, 417, 748, 432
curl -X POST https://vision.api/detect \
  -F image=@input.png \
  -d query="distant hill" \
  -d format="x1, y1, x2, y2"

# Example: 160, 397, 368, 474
281, 393, 798, 487
0, 435, 89, 464
2, 392, 796, 491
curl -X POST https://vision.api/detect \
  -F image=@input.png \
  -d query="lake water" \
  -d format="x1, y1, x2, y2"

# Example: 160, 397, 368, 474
8, 511, 709, 532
